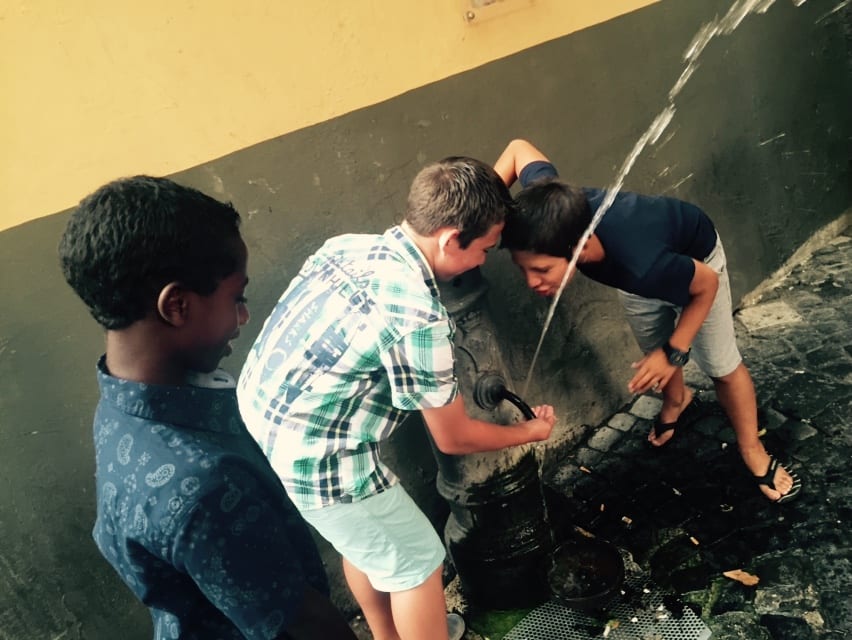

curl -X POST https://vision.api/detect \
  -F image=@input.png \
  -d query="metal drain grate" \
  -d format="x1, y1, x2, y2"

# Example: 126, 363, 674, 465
503, 572, 711, 640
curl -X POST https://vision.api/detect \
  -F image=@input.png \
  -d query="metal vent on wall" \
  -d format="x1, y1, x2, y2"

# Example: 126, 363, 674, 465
503, 572, 711, 640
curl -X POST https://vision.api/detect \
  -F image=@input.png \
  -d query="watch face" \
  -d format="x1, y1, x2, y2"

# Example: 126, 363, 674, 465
664, 343, 690, 366
670, 351, 689, 366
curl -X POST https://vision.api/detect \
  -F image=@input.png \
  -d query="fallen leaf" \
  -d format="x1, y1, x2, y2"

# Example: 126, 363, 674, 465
723, 569, 760, 586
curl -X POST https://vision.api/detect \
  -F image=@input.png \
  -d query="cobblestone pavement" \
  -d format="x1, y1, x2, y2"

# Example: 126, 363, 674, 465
538, 230, 852, 639
350, 228, 851, 639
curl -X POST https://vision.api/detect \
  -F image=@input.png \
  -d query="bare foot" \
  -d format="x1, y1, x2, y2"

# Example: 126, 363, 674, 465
648, 388, 694, 446
740, 444, 796, 501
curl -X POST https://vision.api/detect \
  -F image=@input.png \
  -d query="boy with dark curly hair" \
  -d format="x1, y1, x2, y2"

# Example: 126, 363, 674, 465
59, 176, 357, 639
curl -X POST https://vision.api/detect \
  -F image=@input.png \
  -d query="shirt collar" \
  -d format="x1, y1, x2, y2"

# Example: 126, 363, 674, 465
96, 356, 243, 434
385, 225, 440, 299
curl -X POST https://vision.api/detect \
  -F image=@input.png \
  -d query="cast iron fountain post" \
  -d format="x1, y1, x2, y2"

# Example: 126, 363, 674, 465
434, 268, 553, 609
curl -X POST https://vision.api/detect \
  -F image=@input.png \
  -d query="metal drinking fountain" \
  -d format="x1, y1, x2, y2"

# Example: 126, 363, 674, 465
434, 267, 553, 609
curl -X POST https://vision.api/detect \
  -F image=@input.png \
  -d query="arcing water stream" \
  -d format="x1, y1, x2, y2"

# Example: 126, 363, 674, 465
521, 0, 815, 398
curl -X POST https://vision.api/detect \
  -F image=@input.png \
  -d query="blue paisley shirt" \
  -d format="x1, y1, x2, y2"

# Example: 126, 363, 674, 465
92, 357, 328, 639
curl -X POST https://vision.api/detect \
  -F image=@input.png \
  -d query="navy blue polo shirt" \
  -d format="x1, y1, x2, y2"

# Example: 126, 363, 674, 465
519, 161, 717, 306
92, 358, 328, 639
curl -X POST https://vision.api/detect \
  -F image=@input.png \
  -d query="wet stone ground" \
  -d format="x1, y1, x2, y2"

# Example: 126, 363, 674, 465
349, 230, 851, 639
537, 231, 852, 640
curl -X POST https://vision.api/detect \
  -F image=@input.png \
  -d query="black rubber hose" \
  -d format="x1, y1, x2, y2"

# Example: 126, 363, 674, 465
500, 387, 536, 421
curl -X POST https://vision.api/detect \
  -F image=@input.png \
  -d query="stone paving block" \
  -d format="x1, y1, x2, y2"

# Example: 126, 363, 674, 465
753, 582, 820, 616
691, 414, 728, 438
786, 419, 818, 442
612, 431, 648, 455
546, 462, 584, 494
820, 589, 852, 634
630, 394, 662, 420
772, 372, 852, 419
812, 246, 849, 265
574, 446, 603, 468
796, 304, 846, 326
708, 580, 757, 616
708, 612, 773, 640
606, 411, 636, 432
737, 300, 803, 332
822, 360, 852, 383
811, 394, 852, 434
765, 351, 806, 369
760, 614, 817, 640
814, 278, 850, 299
585, 425, 622, 452
783, 290, 826, 314
758, 405, 787, 431
742, 334, 796, 360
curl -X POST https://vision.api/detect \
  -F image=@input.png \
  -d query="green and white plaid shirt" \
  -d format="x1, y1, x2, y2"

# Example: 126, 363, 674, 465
237, 226, 458, 510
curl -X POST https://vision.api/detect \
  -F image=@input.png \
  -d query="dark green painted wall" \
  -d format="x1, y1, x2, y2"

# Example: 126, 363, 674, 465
1, 0, 849, 636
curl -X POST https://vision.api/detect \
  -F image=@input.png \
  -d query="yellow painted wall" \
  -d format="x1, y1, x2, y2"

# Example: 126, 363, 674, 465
0, 0, 657, 232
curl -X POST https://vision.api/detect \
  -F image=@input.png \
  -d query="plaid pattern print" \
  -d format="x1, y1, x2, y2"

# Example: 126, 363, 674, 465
237, 226, 458, 510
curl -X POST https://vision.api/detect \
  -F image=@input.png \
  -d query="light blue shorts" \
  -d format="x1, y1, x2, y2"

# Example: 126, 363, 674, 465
618, 233, 742, 379
299, 484, 446, 592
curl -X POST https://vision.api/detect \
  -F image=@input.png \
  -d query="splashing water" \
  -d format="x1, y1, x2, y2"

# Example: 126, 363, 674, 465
521, 0, 810, 398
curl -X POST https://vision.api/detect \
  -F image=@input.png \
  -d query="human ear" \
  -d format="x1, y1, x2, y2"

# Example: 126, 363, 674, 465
156, 282, 189, 327
437, 228, 461, 254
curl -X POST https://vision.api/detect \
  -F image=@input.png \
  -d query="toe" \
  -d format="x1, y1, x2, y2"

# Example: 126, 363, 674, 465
648, 428, 674, 447
759, 461, 800, 502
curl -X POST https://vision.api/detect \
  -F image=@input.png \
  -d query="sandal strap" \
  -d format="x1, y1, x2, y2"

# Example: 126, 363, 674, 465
653, 420, 677, 439
754, 455, 780, 490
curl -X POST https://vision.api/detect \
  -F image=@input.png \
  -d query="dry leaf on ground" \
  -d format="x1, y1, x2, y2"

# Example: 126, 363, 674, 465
723, 569, 760, 586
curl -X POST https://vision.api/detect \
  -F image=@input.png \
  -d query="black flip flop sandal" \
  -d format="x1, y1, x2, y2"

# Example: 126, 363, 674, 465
754, 455, 803, 504
651, 393, 711, 441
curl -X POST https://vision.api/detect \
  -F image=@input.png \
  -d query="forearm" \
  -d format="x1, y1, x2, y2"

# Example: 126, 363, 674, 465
435, 417, 541, 455
670, 294, 714, 350
422, 395, 554, 454
627, 261, 718, 393
670, 262, 719, 350
494, 138, 550, 188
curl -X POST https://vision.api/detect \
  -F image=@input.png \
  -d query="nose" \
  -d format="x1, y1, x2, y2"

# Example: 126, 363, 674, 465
524, 270, 541, 289
238, 303, 250, 326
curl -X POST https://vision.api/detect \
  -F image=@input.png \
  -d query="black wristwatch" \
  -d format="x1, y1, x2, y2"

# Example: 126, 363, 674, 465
662, 341, 690, 367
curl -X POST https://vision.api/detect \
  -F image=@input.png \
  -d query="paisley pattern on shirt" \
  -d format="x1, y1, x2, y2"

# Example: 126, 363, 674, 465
93, 357, 328, 639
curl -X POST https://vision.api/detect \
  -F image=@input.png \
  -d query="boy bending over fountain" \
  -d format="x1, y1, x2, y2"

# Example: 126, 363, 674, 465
495, 138, 801, 505
237, 157, 556, 640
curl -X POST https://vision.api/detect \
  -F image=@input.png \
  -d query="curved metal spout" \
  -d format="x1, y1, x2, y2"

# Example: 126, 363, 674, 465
474, 372, 536, 421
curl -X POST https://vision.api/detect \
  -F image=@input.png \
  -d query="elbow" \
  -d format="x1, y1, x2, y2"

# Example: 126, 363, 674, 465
432, 434, 474, 456
706, 272, 719, 299
506, 138, 530, 155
